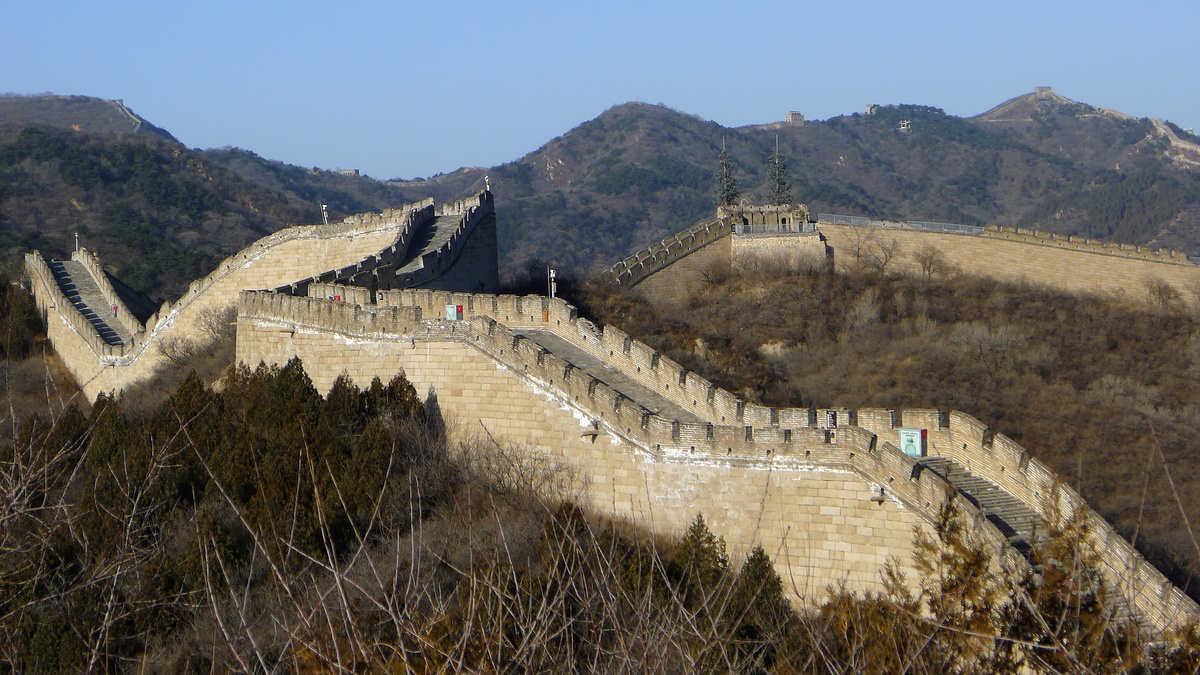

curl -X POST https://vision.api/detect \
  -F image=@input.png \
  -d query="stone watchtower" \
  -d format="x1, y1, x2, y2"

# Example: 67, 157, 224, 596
716, 203, 812, 233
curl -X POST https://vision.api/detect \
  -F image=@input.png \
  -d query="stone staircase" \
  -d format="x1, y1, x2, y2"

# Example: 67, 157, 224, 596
919, 456, 1042, 556
396, 214, 463, 277
918, 455, 1138, 626
46, 260, 129, 346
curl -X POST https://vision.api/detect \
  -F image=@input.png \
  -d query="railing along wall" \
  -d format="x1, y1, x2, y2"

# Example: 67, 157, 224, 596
816, 214, 1195, 265
596, 217, 731, 287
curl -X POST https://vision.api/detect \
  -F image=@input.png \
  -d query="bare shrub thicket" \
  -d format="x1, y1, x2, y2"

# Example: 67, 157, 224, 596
6, 336, 1200, 669
1146, 277, 1183, 311
127, 304, 240, 416
733, 249, 827, 277
912, 242, 955, 280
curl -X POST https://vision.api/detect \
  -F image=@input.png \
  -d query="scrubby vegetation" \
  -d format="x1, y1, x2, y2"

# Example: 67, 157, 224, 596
0, 126, 411, 300
575, 255, 1200, 608
4, 353, 1200, 672
388, 98, 1200, 277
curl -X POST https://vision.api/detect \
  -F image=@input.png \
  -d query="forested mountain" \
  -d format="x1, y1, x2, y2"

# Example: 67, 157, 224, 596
3, 91, 1199, 298
0, 96, 414, 300
385, 91, 1200, 274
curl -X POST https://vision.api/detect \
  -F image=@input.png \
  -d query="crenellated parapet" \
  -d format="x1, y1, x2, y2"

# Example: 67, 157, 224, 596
243, 284, 1200, 632
274, 198, 436, 296
26, 252, 138, 362
596, 217, 731, 287
980, 225, 1195, 264
238, 289, 1014, 558
145, 200, 423, 336
595, 203, 825, 300
28, 190, 497, 400
389, 190, 496, 290
70, 248, 145, 338
856, 409, 1200, 631
717, 203, 812, 230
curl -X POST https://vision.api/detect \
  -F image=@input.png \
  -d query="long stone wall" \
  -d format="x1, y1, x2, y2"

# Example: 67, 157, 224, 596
606, 209, 1200, 306
820, 223, 1200, 300
28, 208, 415, 400
27, 191, 499, 401
236, 288, 1200, 631
237, 290, 1021, 606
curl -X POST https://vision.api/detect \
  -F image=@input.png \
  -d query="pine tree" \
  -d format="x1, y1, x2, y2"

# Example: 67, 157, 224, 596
714, 138, 740, 207
768, 136, 792, 206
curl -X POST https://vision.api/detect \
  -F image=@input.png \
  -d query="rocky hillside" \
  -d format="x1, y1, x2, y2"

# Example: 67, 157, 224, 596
386, 90, 1200, 275
0, 96, 414, 300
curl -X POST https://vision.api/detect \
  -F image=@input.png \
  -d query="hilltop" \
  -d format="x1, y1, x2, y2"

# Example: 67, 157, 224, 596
0, 96, 414, 300
3, 90, 1200, 296
0, 93, 178, 141
386, 89, 1200, 274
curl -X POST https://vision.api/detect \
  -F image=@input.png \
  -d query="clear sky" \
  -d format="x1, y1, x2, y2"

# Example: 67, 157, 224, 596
4, 0, 1197, 180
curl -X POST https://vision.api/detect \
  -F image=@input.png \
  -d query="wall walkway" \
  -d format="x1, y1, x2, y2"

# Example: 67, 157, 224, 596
26, 191, 497, 401
236, 287, 1200, 632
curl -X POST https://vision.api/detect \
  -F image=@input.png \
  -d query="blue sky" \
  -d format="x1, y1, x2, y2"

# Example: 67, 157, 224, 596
4, 0, 1197, 179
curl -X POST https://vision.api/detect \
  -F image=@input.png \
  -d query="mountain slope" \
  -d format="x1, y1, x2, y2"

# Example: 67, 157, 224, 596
4, 91, 1199, 294
0, 96, 413, 300
385, 91, 1200, 275
0, 94, 178, 142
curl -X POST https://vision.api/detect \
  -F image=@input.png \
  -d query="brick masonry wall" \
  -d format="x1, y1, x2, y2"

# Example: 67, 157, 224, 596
731, 233, 829, 271
235, 288, 1200, 631
633, 236, 732, 305
235, 298, 973, 604
414, 211, 500, 293
819, 224, 1200, 300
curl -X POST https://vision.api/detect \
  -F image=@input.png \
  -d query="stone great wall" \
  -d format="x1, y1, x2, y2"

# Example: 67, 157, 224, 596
26, 191, 497, 400
602, 205, 1200, 305
24, 192, 1200, 632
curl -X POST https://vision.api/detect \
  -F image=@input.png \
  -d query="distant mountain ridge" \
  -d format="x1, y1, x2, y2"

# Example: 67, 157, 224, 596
382, 88, 1200, 273
0, 95, 415, 300
0, 93, 178, 141
3, 90, 1200, 293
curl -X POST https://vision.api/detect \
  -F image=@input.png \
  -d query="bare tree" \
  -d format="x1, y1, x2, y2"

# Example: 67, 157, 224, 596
843, 225, 876, 267
155, 334, 197, 367
1145, 278, 1182, 311
912, 243, 952, 280
865, 237, 902, 275
196, 305, 237, 344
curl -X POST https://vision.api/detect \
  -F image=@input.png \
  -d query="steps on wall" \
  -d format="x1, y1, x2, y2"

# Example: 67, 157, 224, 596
47, 260, 130, 346
396, 214, 469, 277
918, 455, 1139, 627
